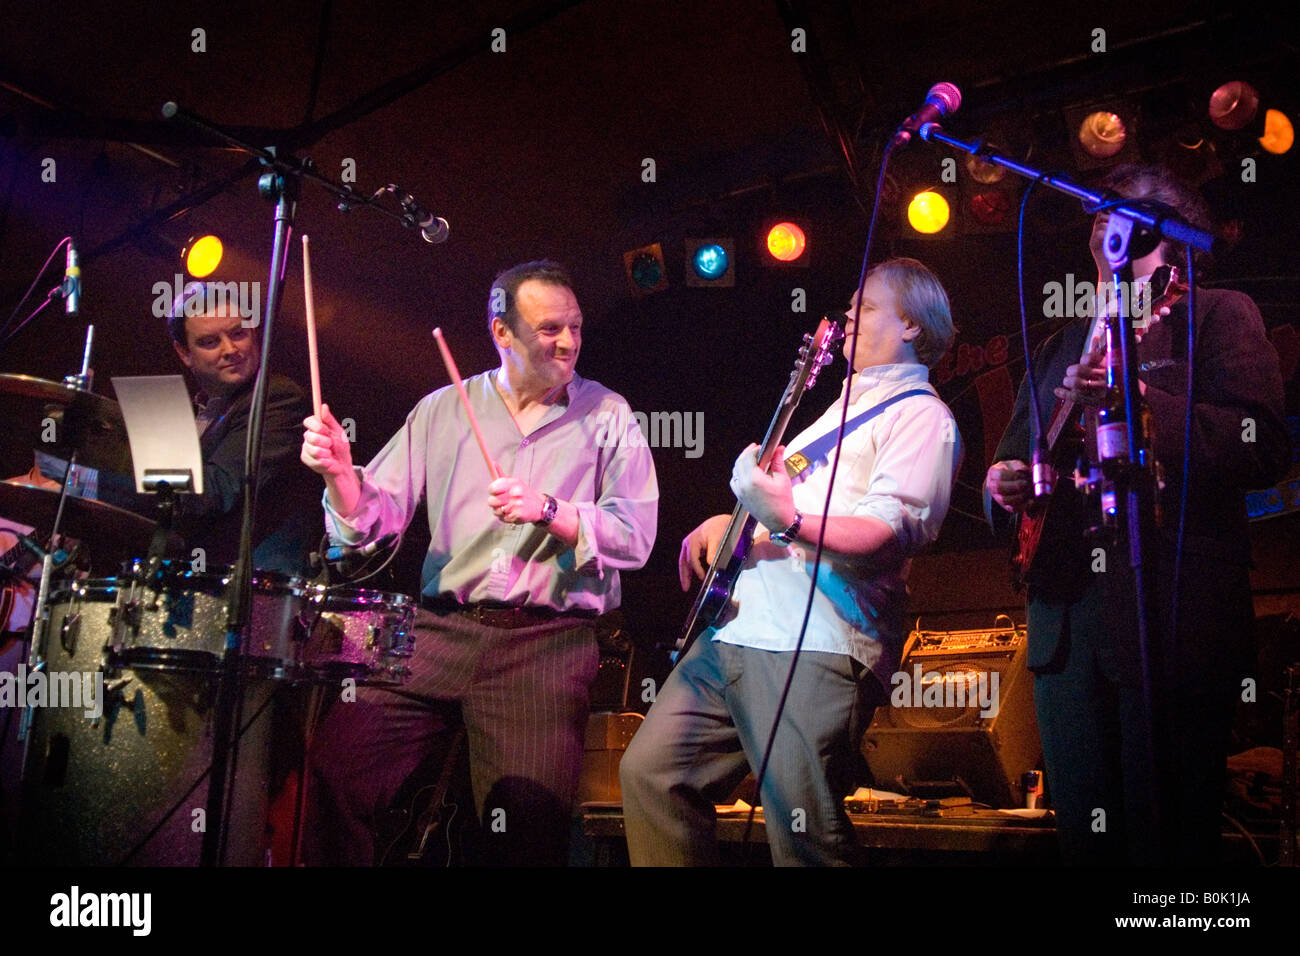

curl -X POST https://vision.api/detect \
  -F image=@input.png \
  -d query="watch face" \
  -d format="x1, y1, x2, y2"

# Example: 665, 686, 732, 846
539, 494, 558, 525
772, 512, 802, 547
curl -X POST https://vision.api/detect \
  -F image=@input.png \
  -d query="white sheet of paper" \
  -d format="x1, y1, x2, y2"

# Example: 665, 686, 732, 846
111, 375, 204, 495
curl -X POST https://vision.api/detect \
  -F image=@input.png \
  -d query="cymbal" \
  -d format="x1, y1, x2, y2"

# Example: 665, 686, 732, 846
0, 373, 133, 473
0, 480, 182, 570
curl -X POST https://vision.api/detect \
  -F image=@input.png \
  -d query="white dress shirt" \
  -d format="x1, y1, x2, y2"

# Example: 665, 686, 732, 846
711, 362, 962, 686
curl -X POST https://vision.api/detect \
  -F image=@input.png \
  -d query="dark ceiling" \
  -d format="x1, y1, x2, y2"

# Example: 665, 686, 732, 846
2, 0, 1297, 627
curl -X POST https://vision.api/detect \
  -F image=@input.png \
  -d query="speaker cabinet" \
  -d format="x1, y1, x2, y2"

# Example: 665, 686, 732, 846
862, 621, 1041, 808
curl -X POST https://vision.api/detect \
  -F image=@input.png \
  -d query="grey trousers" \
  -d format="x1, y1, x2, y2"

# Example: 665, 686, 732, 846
620, 636, 881, 866
304, 607, 599, 866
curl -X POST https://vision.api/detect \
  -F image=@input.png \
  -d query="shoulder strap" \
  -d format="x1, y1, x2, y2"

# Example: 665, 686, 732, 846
785, 387, 934, 483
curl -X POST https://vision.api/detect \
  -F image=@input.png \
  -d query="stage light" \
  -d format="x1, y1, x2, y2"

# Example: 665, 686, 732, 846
1209, 81, 1260, 131
622, 243, 668, 297
183, 234, 223, 278
967, 188, 1013, 229
765, 222, 806, 262
1065, 101, 1138, 170
1078, 111, 1127, 158
907, 191, 950, 234
692, 243, 728, 280
684, 238, 735, 287
1260, 109, 1294, 155
965, 154, 1006, 185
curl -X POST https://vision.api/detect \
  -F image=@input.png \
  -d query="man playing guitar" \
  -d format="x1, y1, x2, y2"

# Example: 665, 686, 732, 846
985, 164, 1289, 864
621, 257, 961, 865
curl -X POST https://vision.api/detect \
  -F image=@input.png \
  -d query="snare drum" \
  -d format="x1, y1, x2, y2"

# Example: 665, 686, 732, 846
107, 560, 307, 677
297, 586, 415, 685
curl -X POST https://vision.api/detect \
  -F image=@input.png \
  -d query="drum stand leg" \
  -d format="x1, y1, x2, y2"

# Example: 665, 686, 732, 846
290, 683, 325, 866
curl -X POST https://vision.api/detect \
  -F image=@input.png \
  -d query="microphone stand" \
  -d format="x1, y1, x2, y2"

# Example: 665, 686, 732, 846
17, 318, 97, 778
919, 122, 1214, 863
160, 101, 444, 866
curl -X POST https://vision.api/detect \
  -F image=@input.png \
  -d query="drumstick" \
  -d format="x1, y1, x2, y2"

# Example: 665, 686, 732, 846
431, 327, 502, 480
302, 235, 323, 419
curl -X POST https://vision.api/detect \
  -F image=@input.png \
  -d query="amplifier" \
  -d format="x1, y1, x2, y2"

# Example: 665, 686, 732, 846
862, 617, 1041, 808
578, 711, 643, 804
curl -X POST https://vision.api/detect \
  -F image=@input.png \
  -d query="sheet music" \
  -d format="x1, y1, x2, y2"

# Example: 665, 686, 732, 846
110, 375, 205, 495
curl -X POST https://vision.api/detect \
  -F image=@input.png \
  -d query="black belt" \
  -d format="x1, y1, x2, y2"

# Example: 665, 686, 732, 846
420, 597, 599, 629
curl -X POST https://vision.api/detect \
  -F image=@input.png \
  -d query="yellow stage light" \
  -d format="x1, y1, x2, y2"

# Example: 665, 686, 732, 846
907, 191, 950, 234
183, 235, 223, 278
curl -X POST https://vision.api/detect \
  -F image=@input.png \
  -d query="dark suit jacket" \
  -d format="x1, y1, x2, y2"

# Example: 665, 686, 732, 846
986, 287, 1290, 670
99, 374, 319, 577
177, 374, 319, 576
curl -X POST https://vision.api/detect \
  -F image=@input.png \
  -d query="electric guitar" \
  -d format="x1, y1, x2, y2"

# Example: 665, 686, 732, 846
674, 318, 844, 660
1011, 265, 1187, 589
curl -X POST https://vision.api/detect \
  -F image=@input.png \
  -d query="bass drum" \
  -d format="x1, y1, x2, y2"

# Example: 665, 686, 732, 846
17, 579, 286, 866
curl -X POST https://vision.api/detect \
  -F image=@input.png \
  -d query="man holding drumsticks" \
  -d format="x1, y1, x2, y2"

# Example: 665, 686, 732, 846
300, 260, 658, 866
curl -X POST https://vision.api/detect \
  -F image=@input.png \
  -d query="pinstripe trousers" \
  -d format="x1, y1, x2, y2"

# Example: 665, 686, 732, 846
304, 607, 599, 866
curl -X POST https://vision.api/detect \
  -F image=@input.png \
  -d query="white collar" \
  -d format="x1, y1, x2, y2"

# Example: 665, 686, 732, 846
845, 362, 931, 400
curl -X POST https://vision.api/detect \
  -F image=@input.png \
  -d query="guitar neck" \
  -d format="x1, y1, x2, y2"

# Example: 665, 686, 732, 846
1042, 266, 1185, 453
754, 380, 805, 472
674, 319, 842, 659
1042, 309, 1110, 451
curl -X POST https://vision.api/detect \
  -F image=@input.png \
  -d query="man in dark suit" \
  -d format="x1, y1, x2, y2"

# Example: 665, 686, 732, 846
985, 165, 1289, 864
164, 282, 318, 576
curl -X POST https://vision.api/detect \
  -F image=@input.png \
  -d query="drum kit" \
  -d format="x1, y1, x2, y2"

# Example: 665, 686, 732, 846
0, 371, 416, 866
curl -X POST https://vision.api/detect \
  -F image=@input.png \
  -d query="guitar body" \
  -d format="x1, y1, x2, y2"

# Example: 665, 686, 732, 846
1, 528, 38, 638
1011, 414, 1086, 590
677, 511, 756, 658
377, 725, 471, 867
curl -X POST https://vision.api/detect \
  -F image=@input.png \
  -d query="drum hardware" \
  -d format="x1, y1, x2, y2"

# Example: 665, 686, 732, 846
295, 585, 415, 685
92, 673, 141, 733
44, 561, 418, 686
0, 482, 184, 571
59, 607, 81, 654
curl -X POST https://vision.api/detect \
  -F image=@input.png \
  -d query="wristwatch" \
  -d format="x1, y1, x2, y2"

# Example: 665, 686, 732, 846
769, 510, 803, 547
536, 493, 558, 526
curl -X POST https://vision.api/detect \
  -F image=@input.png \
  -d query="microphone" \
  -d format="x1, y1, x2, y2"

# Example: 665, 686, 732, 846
405, 203, 449, 245
417, 212, 450, 245
17, 533, 78, 572
390, 187, 450, 244
891, 82, 962, 147
325, 531, 399, 563
64, 238, 81, 315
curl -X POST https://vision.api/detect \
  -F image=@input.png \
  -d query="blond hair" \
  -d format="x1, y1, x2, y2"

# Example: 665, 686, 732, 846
866, 257, 956, 368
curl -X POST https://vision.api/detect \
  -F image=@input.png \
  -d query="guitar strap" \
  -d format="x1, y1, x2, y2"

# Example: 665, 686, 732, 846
784, 388, 934, 484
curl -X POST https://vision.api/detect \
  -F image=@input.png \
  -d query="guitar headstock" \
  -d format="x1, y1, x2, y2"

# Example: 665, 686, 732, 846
784, 318, 844, 402
1133, 265, 1188, 336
